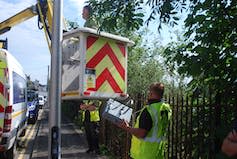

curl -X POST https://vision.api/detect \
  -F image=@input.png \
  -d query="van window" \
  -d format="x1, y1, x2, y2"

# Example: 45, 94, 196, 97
13, 72, 26, 104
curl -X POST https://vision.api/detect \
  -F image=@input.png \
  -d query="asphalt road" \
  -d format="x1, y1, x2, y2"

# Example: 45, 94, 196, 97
20, 104, 107, 159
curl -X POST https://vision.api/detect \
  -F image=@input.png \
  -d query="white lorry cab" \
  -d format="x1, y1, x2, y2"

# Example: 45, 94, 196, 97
0, 49, 27, 158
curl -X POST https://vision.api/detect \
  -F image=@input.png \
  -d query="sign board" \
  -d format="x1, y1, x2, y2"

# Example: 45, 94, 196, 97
102, 99, 133, 124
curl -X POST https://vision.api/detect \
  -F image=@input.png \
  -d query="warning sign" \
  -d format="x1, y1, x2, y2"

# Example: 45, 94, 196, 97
84, 68, 96, 91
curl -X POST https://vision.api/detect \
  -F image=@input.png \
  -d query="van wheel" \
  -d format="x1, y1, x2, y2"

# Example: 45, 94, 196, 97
19, 128, 26, 137
4, 140, 18, 159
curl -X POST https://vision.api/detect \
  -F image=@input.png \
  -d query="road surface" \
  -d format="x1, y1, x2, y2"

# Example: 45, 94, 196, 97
18, 104, 107, 159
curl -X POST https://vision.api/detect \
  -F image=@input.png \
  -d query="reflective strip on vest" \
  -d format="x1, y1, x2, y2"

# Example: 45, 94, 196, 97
143, 105, 165, 143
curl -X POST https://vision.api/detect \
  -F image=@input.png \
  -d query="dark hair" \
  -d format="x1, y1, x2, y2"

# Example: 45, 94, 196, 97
83, 5, 92, 16
149, 82, 164, 98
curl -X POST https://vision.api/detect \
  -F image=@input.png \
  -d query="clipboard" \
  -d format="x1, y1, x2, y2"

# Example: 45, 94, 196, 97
102, 99, 133, 124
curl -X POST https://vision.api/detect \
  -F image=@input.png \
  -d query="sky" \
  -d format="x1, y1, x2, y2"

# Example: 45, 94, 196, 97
0, 0, 87, 85
0, 0, 182, 85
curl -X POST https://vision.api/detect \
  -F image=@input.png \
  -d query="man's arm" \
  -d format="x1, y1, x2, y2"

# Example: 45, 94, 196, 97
118, 120, 148, 138
222, 131, 237, 157
117, 108, 152, 139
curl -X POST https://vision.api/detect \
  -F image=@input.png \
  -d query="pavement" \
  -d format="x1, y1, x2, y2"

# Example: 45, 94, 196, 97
18, 104, 108, 159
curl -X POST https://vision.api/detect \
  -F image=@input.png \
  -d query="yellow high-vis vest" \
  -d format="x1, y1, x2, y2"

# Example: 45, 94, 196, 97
82, 100, 100, 122
130, 102, 172, 159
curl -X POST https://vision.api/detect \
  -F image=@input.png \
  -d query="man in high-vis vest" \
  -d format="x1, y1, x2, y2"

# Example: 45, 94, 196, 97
118, 82, 172, 159
80, 100, 101, 154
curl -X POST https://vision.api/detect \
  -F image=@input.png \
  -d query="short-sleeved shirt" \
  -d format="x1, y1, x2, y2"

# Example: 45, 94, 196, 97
139, 108, 152, 131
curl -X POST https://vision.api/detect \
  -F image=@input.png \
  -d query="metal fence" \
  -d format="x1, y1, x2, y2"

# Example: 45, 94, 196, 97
99, 92, 237, 158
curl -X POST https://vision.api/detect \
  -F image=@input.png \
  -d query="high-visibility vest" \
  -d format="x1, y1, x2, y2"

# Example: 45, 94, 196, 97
82, 100, 100, 122
130, 102, 172, 159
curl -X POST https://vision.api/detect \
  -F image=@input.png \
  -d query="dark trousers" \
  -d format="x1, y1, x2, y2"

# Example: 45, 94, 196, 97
84, 121, 100, 151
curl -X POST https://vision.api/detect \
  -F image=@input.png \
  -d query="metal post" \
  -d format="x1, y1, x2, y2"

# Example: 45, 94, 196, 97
47, 65, 50, 92
48, 0, 63, 159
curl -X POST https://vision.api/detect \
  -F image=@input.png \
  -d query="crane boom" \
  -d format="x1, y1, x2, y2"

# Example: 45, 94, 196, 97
0, 6, 37, 34
0, 0, 54, 51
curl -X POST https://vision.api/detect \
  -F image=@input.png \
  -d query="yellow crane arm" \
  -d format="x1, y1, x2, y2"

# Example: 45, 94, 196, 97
0, 5, 37, 34
0, 0, 56, 52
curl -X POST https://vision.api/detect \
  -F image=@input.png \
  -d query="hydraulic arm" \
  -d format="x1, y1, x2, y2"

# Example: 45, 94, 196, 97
0, 0, 53, 51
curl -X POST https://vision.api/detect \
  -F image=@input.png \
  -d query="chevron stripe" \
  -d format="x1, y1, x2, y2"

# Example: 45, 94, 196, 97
117, 42, 126, 56
95, 56, 125, 91
86, 37, 125, 63
0, 105, 4, 112
96, 68, 123, 93
86, 37, 107, 62
109, 41, 125, 58
108, 42, 125, 69
87, 36, 99, 49
0, 81, 4, 95
97, 80, 114, 92
86, 43, 125, 79
0, 69, 4, 78
0, 94, 7, 108
0, 61, 7, 68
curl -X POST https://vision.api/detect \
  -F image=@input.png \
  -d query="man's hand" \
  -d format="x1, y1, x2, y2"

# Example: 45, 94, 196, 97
80, 104, 88, 110
116, 120, 148, 138
117, 120, 130, 131
227, 130, 237, 142
222, 130, 237, 157
80, 104, 96, 111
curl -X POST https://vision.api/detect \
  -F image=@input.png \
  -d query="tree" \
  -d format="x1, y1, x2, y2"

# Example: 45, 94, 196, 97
87, 0, 188, 33
88, 0, 237, 97
163, 1, 237, 96
127, 30, 164, 110
87, 0, 144, 34
88, 1, 237, 157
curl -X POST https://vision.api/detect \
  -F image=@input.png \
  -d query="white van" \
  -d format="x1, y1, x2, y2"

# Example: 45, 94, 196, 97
38, 95, 45, 108
0, 49, 27, 158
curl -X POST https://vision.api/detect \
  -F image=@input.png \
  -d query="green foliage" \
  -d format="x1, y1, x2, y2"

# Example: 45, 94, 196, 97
127, 31, 164, 98
99, 144, 114, 157
87, 0, 144, 35
65, 20, 79, 30
86, 0, 189, 32
164, 0, 237, 96
145, 0, 187, 30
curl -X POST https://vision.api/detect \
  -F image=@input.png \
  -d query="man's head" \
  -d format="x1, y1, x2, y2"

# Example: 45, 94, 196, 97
82, 5, 92, 20
148, 82, 164, 101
